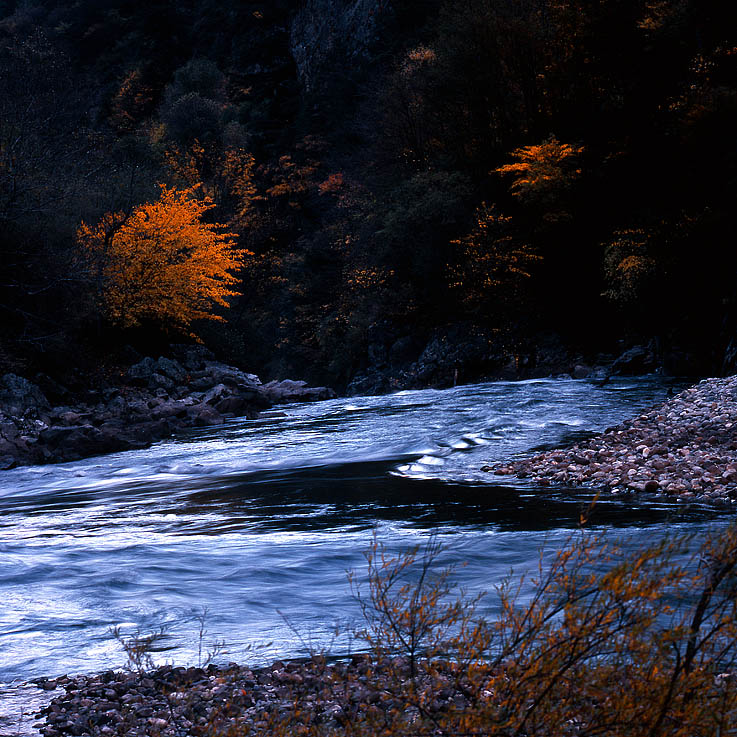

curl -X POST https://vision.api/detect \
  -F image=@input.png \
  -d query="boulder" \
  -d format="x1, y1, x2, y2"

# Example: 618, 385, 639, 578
126, 357, 157, 385
190, 362, 261, 393
38, 425, 103, 460
346, 370, 401, 397
610, 345, 657, 376
150, 400, 188, 420
261, 379, 336, 404
202, 383, 232, 406
33, 373, 71, 403
0, 419, 19, 440
0, 374, 50, 415
148, 373, 175, 393
188, 404, 224, 427
573, 364, 592, 379
389, 336, 422, 367
214, 396, 259, 417
415, 325, 505, 387
155, 357, 187, 384
169, 344, 216, 371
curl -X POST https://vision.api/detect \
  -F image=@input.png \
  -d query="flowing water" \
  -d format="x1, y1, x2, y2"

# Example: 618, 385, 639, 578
0, 377, 730, 734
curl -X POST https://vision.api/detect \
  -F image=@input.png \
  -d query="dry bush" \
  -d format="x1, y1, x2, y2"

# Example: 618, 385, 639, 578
208, 524, 737, 737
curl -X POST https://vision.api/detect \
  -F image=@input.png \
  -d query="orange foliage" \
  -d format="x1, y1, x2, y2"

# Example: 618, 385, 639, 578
449, 204, 540, 312
163, 140, 207, 189
221, 147, 258, 223
603, 227, 658, 303
266, 154, 319, 205
318, 172, 345, 195
496, 135, 584, 203
164, 142, 257, 226
205, 525, 737, 737
345, 266, 394, 294
109, 70, 154, 133
77, 185, 247, 336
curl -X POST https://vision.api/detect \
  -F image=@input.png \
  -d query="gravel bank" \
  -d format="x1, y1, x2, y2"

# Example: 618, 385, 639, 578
34, 656, 466, 737
488, 376, 737, 504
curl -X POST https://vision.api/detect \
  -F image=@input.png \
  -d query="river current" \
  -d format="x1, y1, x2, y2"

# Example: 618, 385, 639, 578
0, 377, 730, 733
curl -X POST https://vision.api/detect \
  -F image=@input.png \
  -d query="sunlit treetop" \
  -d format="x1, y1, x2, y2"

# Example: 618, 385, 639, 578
77, 184, 248, 338
496, 135, 584, 203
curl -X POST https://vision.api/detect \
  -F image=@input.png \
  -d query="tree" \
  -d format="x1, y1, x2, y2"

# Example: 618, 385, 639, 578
496, 135, 584, 208
77, 185, 246, 337
449, 203, 540, 318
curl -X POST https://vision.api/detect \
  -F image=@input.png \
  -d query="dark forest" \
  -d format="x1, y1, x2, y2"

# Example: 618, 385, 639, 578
2, 0, 737, 392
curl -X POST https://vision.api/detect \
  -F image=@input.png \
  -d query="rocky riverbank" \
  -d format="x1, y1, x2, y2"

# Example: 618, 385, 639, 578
488, 375, 737, 504
34, 655, 463, 737
0, 346, 335, 470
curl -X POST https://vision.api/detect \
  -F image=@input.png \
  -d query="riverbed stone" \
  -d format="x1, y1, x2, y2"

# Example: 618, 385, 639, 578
154, 357, 187, 384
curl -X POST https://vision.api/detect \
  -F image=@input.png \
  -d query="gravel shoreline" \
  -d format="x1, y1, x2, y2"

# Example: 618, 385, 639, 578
34, 655, 466, 737
487, 375, 737, 504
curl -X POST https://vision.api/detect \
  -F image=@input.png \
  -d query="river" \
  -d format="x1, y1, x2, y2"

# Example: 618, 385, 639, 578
0, 377, 729, 734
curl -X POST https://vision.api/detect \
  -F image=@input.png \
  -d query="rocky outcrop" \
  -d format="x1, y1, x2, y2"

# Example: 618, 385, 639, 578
289, 0, 394, 92
0, 348, 337, 469
609, 344, 657, 376
347, 326, 618, 396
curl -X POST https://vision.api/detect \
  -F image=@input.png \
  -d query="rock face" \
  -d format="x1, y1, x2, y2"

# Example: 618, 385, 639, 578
289, 0, 394, 92
0, 348, 336, 469
488, 375, 737, 505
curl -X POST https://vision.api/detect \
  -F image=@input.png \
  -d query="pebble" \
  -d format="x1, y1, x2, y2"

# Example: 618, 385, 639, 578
486, 376, 737, 504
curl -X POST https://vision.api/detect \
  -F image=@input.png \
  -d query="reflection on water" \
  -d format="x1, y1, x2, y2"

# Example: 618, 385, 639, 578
0, 375, 727, 732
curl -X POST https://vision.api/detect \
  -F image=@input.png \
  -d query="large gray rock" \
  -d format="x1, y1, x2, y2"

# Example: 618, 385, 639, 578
126, 357, 157, 384
191, 362, 261, 393
155, 357, 187, 384
346, 371, 393, 397
261, 380, 336, 404
169, 344, 216, 371
187, 404, 224, 427
415, 326, 503, 387
202, 383, 231, 406
37, 424, 120, 461
0, 374, 50, 414
610, 345, 657, 376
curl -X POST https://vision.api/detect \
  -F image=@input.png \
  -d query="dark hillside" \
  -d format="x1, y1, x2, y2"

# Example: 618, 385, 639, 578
1, 0, 736, 390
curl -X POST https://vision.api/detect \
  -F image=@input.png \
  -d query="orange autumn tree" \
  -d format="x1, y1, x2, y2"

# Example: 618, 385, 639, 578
78, 185, 246, 336
496, 135, 584, 207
